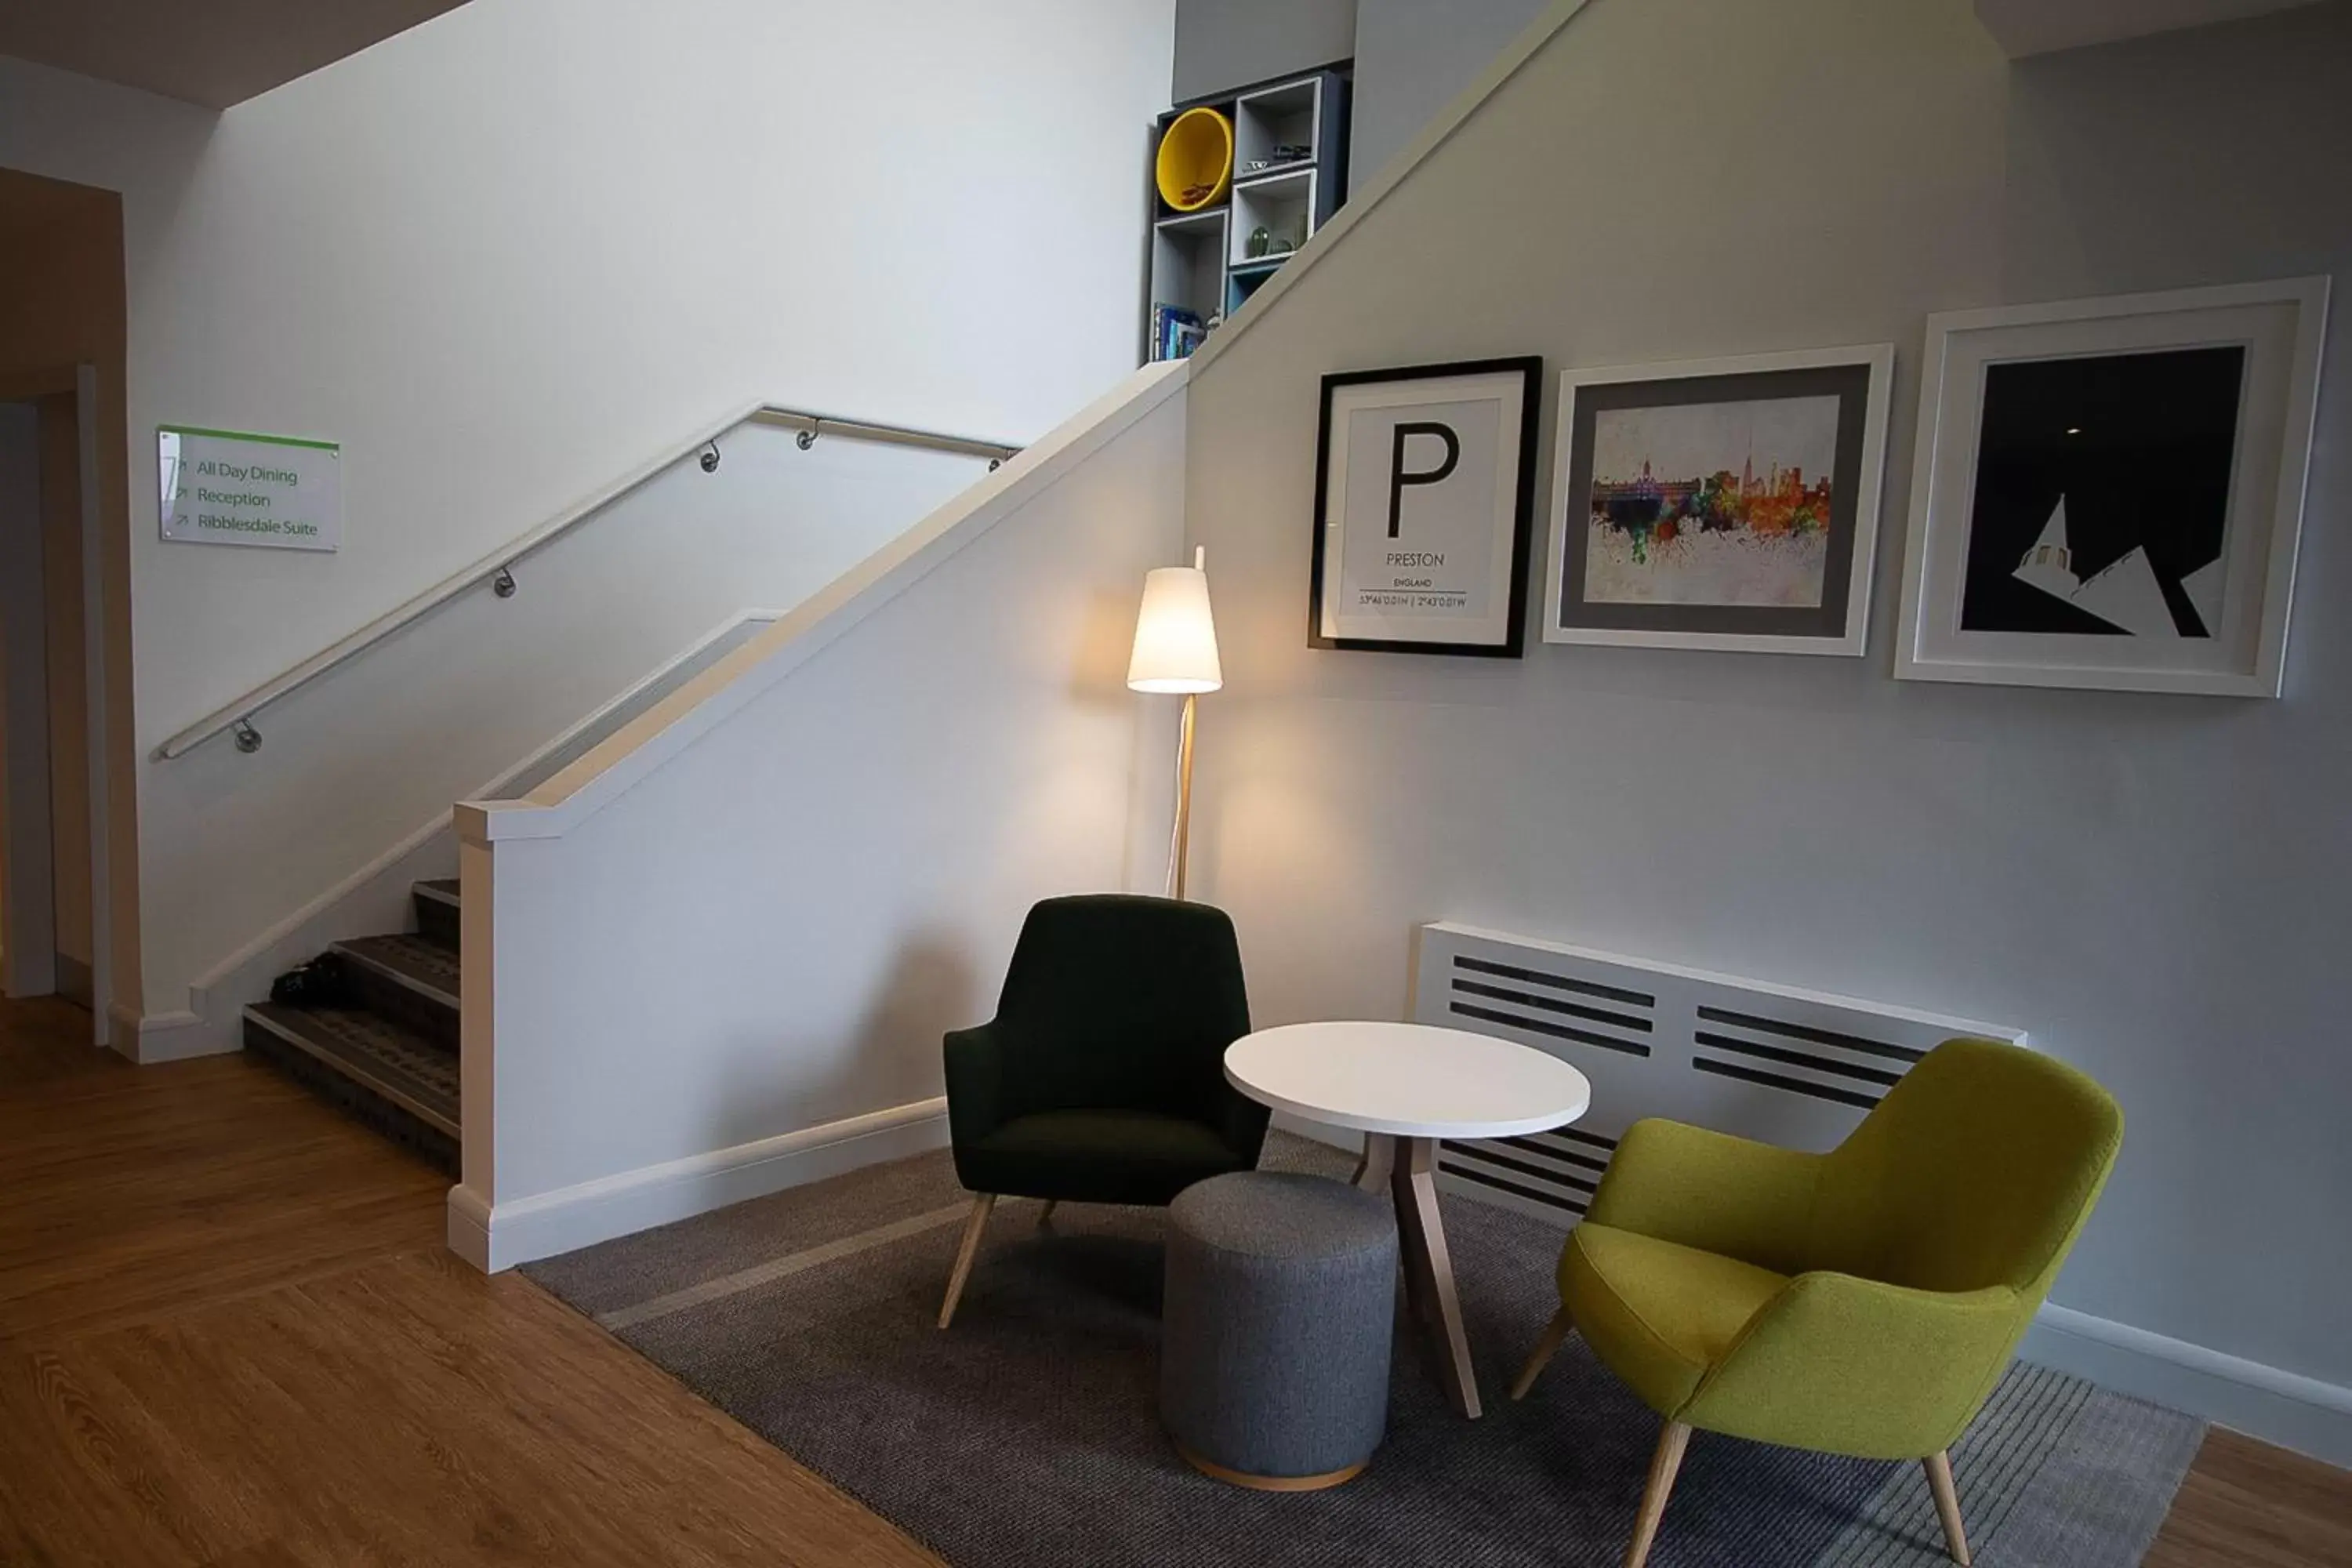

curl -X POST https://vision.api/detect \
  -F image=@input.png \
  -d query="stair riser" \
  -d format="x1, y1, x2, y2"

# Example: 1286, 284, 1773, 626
243, 1015, 459, 1175
339, 954, 459, 1051
413, 889, 460, 951
414, 888, 459, 949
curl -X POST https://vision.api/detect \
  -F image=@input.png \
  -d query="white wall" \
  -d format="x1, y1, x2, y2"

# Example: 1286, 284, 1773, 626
453, 368, 1189, 1268
0, 0, 1174, 1030
1183, 0, 2352, 1456
167, 419, 987, 1048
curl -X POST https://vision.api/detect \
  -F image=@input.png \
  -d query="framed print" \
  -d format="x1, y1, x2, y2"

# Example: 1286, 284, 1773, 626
1310, 357, 1542, 657
1543, 345, 1894, 656
1894, 277, 2328, 697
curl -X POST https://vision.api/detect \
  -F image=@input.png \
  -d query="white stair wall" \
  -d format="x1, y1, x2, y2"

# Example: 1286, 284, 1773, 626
452, 364, 1190, 1270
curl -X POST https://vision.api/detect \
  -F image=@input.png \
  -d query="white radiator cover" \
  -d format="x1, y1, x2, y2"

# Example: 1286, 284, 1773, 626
1411, 922, 2028, 1227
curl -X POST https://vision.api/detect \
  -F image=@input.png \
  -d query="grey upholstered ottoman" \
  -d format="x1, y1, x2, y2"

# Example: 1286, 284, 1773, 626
1160, 1171, 1398, 1490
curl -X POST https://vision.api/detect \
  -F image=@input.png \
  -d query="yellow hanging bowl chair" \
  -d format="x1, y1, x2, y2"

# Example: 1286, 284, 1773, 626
1156, 107, 1234, 212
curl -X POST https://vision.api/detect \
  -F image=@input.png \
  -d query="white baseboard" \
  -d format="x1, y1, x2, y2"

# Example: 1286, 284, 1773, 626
106, 1004, 231, 1063
2022, 1304, 2352, 1467
447, 1096, 951, 1273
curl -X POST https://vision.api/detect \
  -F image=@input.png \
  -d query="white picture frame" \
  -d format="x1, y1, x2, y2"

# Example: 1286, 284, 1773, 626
1893, 278, 2328, 697
1542, 345, 1895, 657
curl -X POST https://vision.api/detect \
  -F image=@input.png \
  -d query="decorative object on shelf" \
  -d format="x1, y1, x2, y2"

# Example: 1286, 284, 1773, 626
1128, 547, 1222, 898
1156, 107, 1234, 213
1247, 225, 1272, 259
1542, 345, 1893, 657
1242, 145, 1312, 176
1896, 278, 2328, 696
1311, 358, 1543, 658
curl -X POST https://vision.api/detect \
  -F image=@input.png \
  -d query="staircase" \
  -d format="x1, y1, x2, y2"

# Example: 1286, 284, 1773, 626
243, 878, 463, 1174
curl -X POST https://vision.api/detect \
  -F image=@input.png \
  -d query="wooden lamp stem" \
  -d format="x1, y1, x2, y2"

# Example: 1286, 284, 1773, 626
1169, 691, 1198, 900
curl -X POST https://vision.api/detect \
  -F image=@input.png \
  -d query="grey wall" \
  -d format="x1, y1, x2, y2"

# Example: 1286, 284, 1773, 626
1349, 0, 1549, 187
1170, 0, 1560, 194
1184, 0, 2352, 1432
1172, 0, 1354, 101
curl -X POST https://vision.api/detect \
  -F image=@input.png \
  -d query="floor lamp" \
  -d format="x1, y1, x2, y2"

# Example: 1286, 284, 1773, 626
1127, 546, 1222, 900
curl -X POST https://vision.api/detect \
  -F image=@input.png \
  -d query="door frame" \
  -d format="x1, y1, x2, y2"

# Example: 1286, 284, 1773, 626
0, 363, 111, 1041
75, 362, 111, 1046
0, 392, 57, 997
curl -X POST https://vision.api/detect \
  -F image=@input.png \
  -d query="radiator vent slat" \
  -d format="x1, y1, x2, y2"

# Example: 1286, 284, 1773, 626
1439, 1155, 1588, 1217
1445, 1139, 1601, 1193
1454, 954, 1653, 1009
1450, 1001, 1653, 1058
1692, 1031, 1904, 1089
1416, 920, 2026, 1229
1451, 978, 1652, 1033
1692, 1056, 1882, 1110
1694, 1004, 1926, 1064
1497, 1133, 1610, 1173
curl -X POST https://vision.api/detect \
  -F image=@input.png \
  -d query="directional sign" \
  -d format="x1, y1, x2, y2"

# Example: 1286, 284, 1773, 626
158, 424, 341, 551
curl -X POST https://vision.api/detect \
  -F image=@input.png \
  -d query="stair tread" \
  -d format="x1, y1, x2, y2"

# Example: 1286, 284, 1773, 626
245, 1003, 459, 1137
333, 932, 460, 1005
413, 877, 460, 906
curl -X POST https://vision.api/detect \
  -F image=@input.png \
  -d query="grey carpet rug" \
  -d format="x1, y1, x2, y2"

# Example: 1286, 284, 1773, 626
524, 1135, 2203, 1567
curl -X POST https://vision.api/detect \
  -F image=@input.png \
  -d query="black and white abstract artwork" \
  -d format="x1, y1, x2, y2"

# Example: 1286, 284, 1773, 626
1959, 347, 2245, 641
1897, 277, 2328, 696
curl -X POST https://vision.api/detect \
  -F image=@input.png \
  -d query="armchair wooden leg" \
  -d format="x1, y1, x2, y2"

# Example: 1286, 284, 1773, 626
1510, 1305, 1576, 1401
1036, 1200, 1058, 1226
1622, 1421, 1691, 1568
1924, 1450, 1971, 1565
937, 1194, 995, 1329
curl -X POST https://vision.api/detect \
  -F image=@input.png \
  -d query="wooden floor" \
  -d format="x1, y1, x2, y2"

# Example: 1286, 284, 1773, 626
0, 995, 941, 1567
0, 994, 2344, 1566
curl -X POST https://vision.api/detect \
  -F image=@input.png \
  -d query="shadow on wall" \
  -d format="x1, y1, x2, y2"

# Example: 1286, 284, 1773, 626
710, 932, 978, 1155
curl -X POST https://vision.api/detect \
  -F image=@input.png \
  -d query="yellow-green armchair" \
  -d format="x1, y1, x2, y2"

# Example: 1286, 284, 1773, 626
1512, 1037, 2122, 1568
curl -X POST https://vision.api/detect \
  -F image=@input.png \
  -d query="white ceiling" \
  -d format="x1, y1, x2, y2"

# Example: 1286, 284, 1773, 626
1975, 0, 2325, 56
0, 0, 472, 109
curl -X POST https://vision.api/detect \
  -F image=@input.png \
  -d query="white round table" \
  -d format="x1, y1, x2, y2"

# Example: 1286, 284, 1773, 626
1225, 1021, 1592, 1419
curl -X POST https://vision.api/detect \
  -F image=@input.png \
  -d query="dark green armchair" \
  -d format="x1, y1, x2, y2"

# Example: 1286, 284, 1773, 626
935, 894, 1267, 1327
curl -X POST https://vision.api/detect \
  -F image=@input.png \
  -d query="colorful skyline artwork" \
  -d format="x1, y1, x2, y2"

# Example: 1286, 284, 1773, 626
1583, 394, 1841, 608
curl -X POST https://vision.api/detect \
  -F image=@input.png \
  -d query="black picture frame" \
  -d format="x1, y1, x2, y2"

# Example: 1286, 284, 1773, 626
1308, 356, 1544, 658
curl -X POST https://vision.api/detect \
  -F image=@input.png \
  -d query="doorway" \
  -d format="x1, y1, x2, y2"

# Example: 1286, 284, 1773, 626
1, 379, 101, 1014
2, 164, 129, 1049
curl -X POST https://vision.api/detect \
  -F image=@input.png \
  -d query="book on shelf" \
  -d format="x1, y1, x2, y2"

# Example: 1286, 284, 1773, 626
1151, 303, 1205, 362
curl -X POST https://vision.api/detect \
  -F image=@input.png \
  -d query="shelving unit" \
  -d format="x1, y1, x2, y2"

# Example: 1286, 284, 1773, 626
1144, 66, 1350, 363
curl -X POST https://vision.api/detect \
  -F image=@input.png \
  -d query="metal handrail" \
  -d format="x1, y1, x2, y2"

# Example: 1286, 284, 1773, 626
153, 404, 1021, 760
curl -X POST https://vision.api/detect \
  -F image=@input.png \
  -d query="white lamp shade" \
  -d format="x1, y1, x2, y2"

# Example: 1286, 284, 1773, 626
1127, 562, 1222, 694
